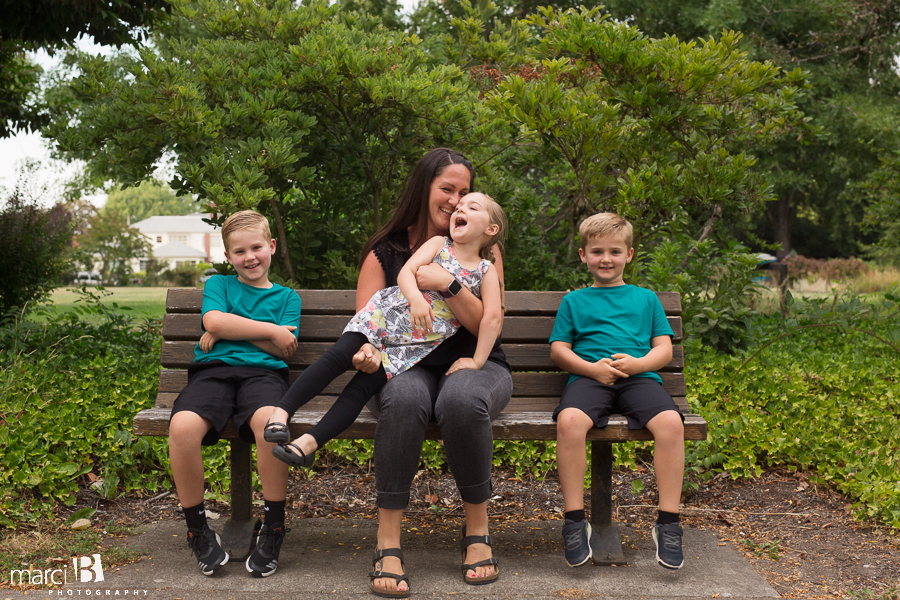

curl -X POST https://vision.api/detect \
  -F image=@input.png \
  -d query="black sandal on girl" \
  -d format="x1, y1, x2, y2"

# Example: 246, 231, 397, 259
271, 443, 316, 468
368, 548, 410, 598
460, 525, 500, 585
263, 420, 290, 443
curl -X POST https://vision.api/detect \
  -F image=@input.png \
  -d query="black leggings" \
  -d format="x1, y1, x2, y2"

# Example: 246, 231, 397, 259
275, 332, 386, 447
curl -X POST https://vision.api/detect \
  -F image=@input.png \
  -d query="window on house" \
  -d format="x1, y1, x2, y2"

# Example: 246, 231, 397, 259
170, 234, 188, 244
156, 236, 162, 243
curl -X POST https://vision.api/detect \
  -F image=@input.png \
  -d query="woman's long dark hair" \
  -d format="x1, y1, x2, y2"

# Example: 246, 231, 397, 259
358, 148, 475, 268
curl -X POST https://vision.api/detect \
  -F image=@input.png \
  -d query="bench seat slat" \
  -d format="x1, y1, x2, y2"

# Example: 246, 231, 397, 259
151, 391, 690, 414
160, 341, 685, 371
133, 408, 706, 441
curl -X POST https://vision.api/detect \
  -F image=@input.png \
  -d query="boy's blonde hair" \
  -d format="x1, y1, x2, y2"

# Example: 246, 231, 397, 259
221, 210, 272, 252
579, 212, 633, 249
467, 192, 507, 263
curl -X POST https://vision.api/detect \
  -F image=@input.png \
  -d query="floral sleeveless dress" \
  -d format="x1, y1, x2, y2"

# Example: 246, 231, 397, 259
344, 237, 491, 379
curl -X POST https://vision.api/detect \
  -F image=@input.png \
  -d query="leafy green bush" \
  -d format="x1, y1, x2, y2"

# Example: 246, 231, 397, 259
0, 189, 74, 321
637, 220, 763, 353
687, 295, 900, 528
0, 291, 167, 527
161, 263, 202, 287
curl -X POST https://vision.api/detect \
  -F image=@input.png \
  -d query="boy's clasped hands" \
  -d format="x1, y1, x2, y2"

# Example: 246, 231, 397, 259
199, 324, 299, 360
594, 353, 638, 384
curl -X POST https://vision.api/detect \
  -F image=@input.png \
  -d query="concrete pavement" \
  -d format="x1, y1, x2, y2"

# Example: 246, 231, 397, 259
2, 517, 780, 599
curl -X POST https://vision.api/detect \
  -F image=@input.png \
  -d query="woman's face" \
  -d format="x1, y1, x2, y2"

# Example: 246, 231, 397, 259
427, 163, 471, 237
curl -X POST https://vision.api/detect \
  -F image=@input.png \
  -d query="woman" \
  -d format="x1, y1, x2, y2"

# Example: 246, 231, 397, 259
352, 149, 512, 597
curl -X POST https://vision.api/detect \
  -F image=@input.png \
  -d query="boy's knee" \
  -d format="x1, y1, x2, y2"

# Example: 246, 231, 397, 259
556, 408, 591, 439
650, 410, 684, 443
169, 412, 209, 445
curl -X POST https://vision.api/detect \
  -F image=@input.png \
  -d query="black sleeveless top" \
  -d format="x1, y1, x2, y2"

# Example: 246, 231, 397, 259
372, 232, 509, 371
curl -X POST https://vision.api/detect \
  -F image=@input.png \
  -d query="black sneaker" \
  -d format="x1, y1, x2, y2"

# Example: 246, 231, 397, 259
561, 518, 593, 567
187, 524, 229, 576
246, 523, 287, 577
652, 522, 684, 569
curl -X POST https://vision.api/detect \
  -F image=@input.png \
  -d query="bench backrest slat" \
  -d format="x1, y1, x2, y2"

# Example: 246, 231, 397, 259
165, 289, 682, 317
162, 313, 683, 343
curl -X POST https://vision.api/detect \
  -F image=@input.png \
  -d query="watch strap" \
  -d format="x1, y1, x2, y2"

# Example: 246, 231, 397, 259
440, 278, 462, 298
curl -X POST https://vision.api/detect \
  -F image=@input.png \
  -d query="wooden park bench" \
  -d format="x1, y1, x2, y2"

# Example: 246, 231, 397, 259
133, 288, 707, 564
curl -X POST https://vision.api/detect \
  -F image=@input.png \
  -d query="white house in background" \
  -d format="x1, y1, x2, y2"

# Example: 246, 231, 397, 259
130, 214, 226, 272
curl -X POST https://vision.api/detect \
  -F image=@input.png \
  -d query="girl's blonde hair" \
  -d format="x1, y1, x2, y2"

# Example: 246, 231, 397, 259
468, 193, 507, 263
464, 192, 507, 312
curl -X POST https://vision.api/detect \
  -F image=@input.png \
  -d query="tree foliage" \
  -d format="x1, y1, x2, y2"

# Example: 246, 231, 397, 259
75, 209, 152, 285
48, 0, 475, 284
481, 8, 804, 252
0, 0, 169, 137
0, 174, 73, 318
44, 0, 815, 350
451, 5, 805, 349
104, 180, 196, 222
855, 151, 900, 266
600, 0, 900, 259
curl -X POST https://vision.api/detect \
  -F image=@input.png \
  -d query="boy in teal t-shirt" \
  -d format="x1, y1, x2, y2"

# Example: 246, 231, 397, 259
550, 213, 686, 570
169, 210, 301, 578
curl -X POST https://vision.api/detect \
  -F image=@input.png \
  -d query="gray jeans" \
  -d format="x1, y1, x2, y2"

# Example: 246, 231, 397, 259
367, 360, 513, 509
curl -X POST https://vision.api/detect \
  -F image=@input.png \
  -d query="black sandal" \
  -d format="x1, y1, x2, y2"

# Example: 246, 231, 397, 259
263, 420, 290, 443
368, 548, 410, 598
271, 443, 316, 468
460, 525, 499, 585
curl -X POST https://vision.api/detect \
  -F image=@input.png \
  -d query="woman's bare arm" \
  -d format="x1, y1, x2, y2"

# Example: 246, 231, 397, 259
356, 251, 387, 312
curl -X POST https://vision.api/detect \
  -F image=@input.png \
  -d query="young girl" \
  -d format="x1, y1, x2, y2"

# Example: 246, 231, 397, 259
264, 193, 507, 467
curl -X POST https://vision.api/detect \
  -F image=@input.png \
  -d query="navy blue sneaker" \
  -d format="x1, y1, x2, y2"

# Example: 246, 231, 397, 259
187, 524, 229, 576
652, 523, 684, 569
246, 524, 287, 577
561, 518, 593, 567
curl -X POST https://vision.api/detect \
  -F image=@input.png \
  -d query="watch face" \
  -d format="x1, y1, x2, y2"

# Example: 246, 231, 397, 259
449, 279, 462, 295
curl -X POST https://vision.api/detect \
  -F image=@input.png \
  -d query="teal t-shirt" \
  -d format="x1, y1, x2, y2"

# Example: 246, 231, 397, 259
549, 284, 673, 386
194, 275, 302, 370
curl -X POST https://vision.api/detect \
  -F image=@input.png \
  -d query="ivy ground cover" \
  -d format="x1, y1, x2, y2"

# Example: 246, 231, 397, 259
687, 320, 900, 529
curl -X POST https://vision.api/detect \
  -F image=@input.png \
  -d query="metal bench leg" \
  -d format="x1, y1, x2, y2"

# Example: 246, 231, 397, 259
220, 439, 261, 561
590, 441, 628, 566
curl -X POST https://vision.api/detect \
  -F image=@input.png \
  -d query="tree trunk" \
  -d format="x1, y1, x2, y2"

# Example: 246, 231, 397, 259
766, 191, 793, 259
268, 196, 296, 282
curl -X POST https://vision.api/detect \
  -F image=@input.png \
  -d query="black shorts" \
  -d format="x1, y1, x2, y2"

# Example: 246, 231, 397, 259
170, 360, 289, 446
552, 376, 683, 430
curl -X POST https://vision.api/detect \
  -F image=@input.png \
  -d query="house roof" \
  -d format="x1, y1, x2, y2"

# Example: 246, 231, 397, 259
132, 214, 218, 234
152, 241, 208, 259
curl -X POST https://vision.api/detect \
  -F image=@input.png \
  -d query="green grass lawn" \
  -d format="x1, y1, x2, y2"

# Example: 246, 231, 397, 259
43, 287, 170, 322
